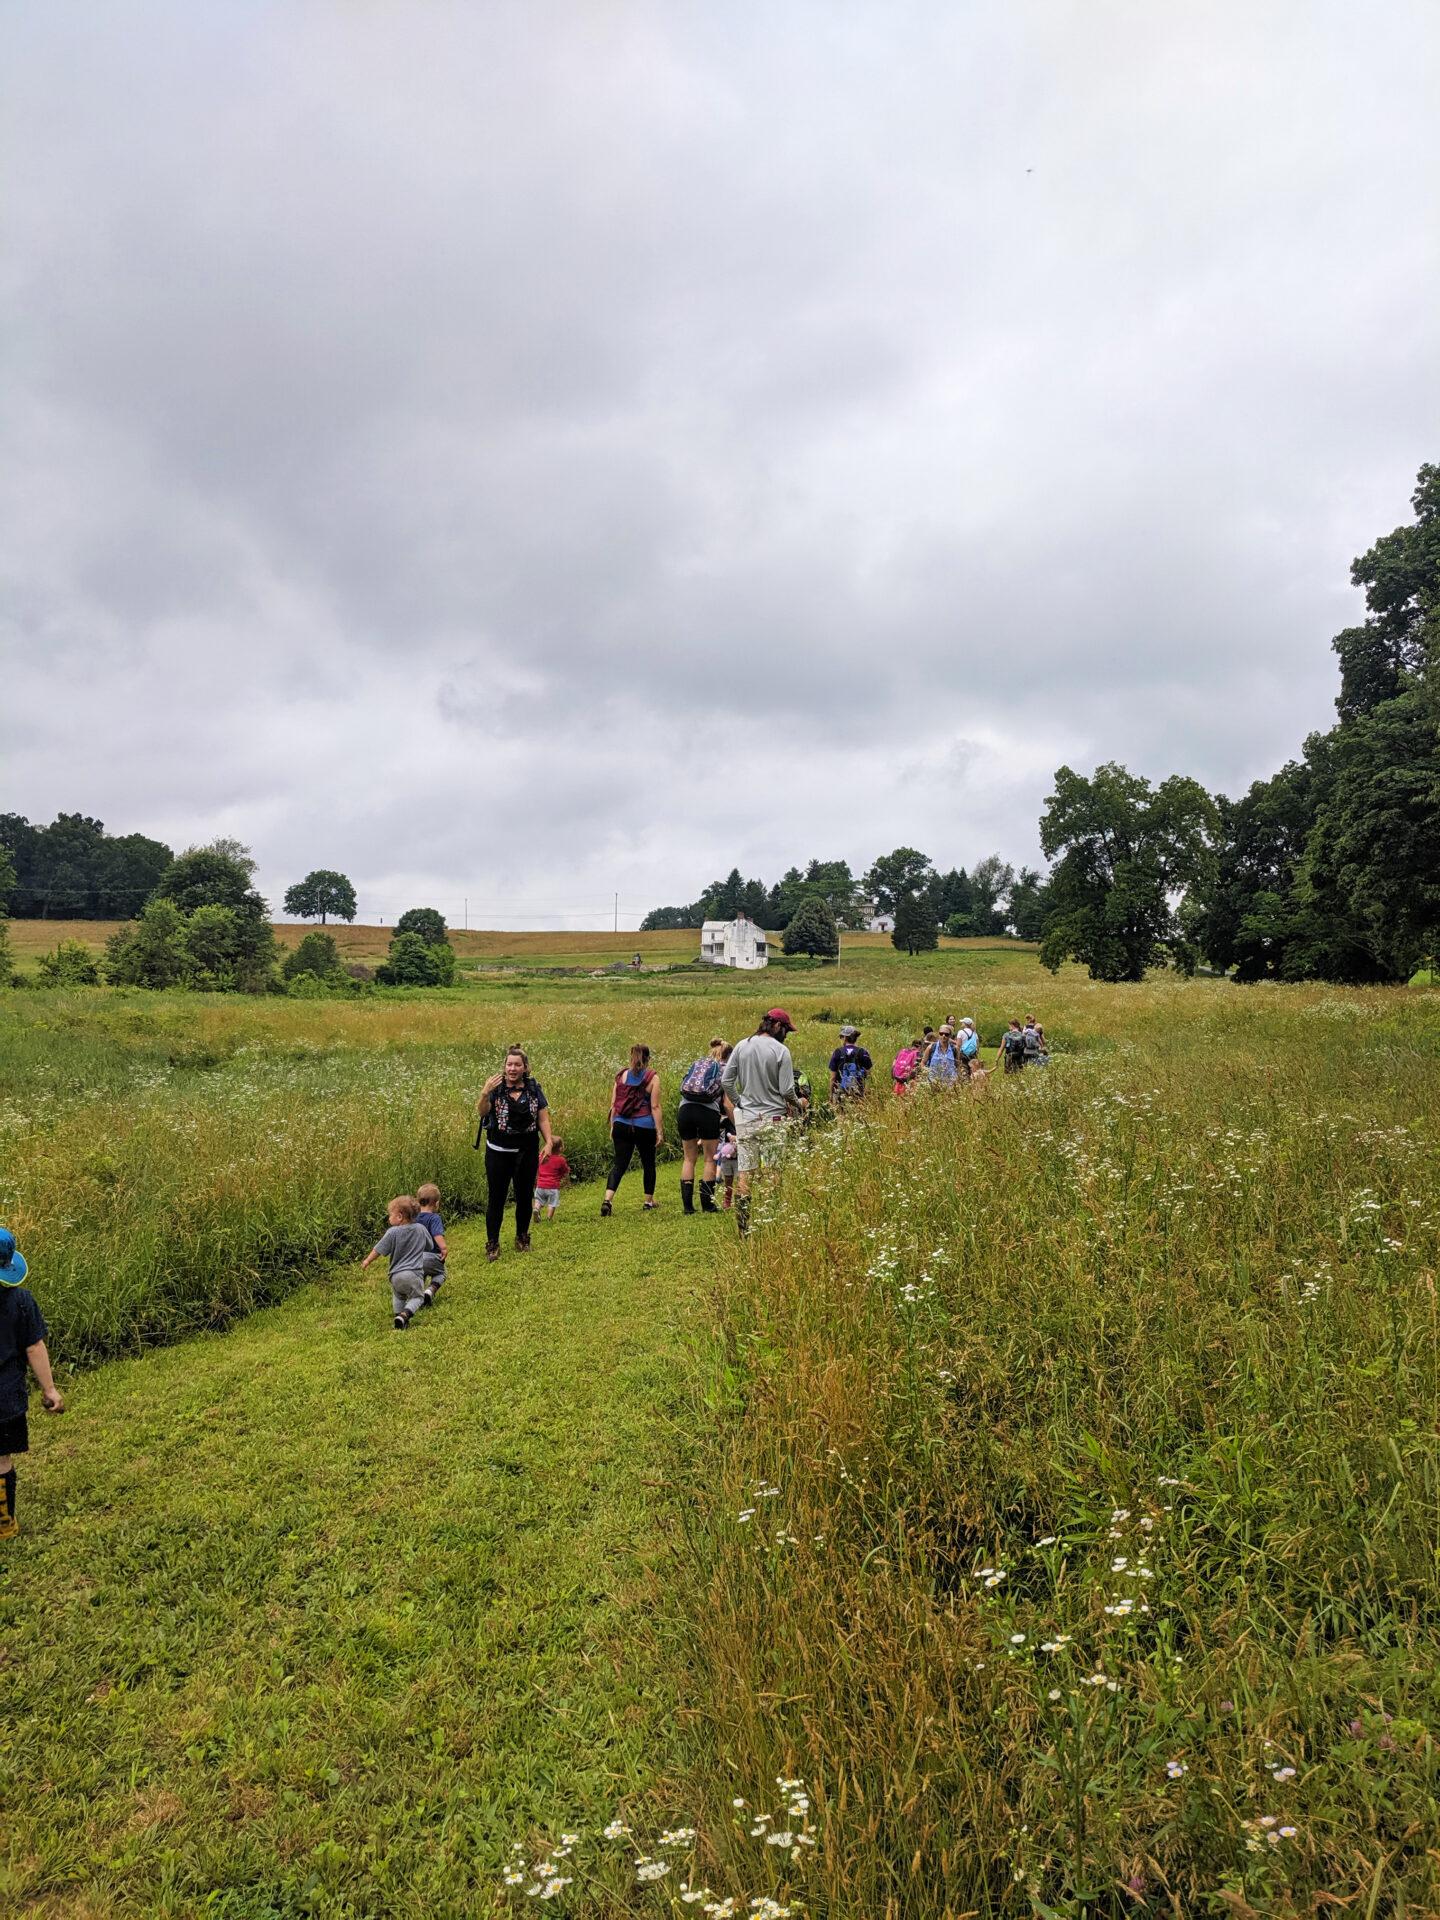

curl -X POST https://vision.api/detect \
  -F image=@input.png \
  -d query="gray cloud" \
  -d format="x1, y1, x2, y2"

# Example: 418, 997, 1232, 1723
3, 0, 1437, 925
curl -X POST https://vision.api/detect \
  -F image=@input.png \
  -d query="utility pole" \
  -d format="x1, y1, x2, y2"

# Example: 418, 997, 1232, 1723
614, 892, 618, 933
464, 897, 468, 930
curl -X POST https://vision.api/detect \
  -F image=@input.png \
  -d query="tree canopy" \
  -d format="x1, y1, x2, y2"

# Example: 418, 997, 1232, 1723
0, 813, 174, 918
284, 870, 357, 924
395, 907, 448, 947
1039, 764, 1217, 981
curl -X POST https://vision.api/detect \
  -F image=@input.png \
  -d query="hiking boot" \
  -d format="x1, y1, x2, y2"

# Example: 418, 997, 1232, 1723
680, 1179, 695, 1215
699, 1180, 718, 1213
420, 1288, 436, 1308
516, 1232, 531, 1252
599, 1200, 612, 1218
394, 1311, 412, 1330
486, 1242, 500, 1263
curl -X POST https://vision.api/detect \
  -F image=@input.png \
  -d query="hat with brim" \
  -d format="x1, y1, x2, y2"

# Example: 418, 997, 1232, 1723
839, 1024, 859, 1039
765, 1007, 795, 1032
0, 1229, 27, 1287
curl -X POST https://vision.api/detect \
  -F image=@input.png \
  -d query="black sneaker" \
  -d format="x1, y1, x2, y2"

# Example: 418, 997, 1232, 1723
599, 1200, 612, 1218
420, 1288, 436, 1308
394, 1312, 411, 1330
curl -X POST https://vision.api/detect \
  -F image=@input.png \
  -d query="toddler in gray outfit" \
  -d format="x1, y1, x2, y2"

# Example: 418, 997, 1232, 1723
360, 1194, 436, 1329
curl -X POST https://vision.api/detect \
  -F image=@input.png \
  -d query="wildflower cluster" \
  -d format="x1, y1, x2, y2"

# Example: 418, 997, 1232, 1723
500, 1775, 818, 1912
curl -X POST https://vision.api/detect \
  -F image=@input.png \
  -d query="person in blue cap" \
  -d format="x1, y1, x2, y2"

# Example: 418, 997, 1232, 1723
0, 1228, 64, 1542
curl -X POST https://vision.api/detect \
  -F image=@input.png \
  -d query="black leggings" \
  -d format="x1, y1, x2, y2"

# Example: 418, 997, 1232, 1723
607, 1122, 658, 1196
486, 1137, 540, 1242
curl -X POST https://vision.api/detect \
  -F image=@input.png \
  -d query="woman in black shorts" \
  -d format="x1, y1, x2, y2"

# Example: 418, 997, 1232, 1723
476, 1046, 554, 1260
676, 1036, 728, 1214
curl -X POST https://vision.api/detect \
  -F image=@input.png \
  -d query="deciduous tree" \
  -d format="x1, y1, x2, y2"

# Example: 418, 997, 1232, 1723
284, 870, 357, 924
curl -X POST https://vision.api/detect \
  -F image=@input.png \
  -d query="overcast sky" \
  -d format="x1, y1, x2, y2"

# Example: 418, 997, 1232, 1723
4, 2, 1437, 927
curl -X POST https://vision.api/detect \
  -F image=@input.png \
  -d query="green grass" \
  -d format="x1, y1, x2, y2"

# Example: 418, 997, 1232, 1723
7, 950, 1440, 1914
2, 1204, 711, 1919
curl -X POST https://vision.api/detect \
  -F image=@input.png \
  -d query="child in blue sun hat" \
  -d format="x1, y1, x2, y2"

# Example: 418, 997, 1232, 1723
1, 1227, 65, 1542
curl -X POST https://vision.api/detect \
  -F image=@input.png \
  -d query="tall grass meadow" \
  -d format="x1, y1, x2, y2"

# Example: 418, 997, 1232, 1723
675, 978, 1440, 1914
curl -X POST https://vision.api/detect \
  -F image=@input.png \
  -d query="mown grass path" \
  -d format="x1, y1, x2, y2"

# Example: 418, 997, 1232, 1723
2, 1204, 714, 1919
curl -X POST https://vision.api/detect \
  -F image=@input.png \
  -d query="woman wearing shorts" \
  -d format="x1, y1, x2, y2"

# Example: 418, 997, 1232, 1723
601, 1044, 663, 1215
676, 1036, 729, 1214
476, 1046, 554, 1260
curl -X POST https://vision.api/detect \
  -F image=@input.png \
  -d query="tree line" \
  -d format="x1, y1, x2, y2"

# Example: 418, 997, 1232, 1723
643, 463, 1439, 983
642, 853, 1046, 944
0, 835, 456, 995
1039, 463, 1438, 983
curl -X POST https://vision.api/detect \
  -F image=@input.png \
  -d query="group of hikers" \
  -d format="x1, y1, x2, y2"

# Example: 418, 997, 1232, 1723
368, 1004, 1055, 1326
0, 1001, 1053, 1539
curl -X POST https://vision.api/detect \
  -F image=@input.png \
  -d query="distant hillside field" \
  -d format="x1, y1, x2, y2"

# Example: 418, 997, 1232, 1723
4, 919, 1013, 971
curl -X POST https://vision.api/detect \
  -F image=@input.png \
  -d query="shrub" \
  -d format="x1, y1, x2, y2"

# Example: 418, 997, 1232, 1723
104, 900, 192, 988
36, 938, 101, 987
376, 932, 458, 987
286, 970, 328, 998
0, 918, 13, 989
283, 930, 343, 983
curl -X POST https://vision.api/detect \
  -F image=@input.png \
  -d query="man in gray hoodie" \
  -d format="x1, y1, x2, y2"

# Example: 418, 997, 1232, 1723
719, 1008, 800, 1235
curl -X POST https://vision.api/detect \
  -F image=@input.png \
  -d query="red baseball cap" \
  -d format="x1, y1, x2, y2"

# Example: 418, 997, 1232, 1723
765, 1007, 795, 1032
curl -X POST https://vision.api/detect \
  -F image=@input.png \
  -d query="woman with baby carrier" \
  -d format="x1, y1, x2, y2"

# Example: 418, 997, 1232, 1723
676, 1036, 729, 1214
601, 1043, 664, 1215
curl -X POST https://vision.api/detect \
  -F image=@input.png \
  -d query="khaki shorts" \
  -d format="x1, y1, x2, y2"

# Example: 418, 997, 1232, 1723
735, 1113, 792, 1174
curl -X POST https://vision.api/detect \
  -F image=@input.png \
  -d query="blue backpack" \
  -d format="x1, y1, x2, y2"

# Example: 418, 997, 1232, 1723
681, 1057, 723, 1100
836, 1047, 867, 1094
960, 1030, 979, 1060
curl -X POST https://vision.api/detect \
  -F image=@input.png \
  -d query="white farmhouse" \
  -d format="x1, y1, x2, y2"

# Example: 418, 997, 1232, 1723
867, 913, 896, 934
699, 914, 769, 970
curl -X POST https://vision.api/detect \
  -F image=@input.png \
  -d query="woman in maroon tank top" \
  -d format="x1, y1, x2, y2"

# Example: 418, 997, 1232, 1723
600, 1044, 663, 1215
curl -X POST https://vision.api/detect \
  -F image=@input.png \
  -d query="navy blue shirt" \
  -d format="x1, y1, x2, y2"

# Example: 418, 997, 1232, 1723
1, 1287, 46, 1421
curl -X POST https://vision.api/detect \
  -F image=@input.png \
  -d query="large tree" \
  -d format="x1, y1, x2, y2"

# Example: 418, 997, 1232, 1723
284, 869, 357, 924
1333, 463, 1439, 721
864, 848, 935, 916
1300, 691, 1440, 981
892, 888, 938, 955
1007, 866, 1049, 941
1039, 763, 1217, 981
782, 894, 840, 958
968, 854, 1016, 935
1188, 762, 1317, 981
153, 844, 267, 917
94, 833, 174, 917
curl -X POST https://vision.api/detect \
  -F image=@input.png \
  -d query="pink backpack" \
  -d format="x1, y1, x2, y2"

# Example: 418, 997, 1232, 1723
892, 1047, 919, 1082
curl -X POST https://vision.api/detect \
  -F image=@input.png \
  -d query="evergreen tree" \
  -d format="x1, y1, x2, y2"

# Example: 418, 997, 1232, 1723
892, 889, 938, 955
782, 894, 840, 958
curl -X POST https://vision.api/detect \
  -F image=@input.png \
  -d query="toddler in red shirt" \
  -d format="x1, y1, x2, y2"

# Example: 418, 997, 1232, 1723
534, 1140, 570, 1222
